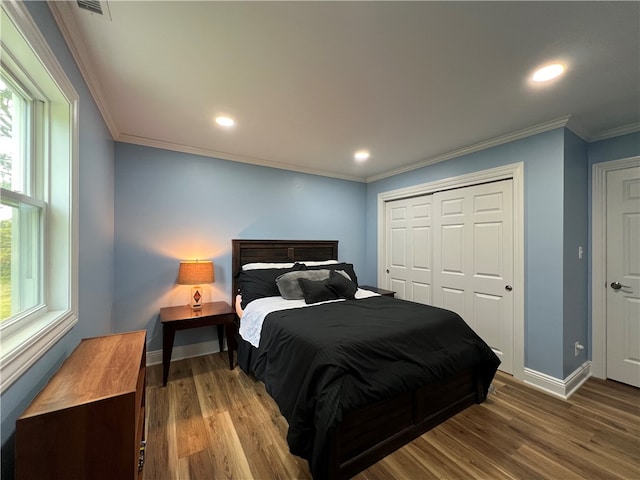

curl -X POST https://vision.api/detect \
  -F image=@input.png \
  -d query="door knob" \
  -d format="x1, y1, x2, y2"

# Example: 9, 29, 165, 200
386, 269, 390, 273
505, 285, 513, 291
610, 281, 631, 290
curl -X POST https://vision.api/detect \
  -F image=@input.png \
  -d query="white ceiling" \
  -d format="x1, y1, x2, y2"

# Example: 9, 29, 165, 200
50, 1, 640, 182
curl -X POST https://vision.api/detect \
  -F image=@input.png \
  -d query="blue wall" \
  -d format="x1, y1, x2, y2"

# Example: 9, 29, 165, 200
588, 132, 640, 166
563, 129, 589, 377
1, 2, 115, 477
113, 143, 366, 351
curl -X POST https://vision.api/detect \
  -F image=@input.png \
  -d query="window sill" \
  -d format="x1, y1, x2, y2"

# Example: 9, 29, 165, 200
0, 310, 77, 393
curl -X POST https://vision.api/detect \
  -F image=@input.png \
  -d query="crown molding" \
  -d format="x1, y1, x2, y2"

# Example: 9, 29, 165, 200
47, 1, 119, 139
116, 133, 366, 183
35, 4, 640, 183
567, 117, 640, 143
366, 115, 571, 183
589, 122, 640, 142
565, 117, 590, 141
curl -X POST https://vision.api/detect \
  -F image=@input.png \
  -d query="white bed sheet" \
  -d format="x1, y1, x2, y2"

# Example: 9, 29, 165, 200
239, 288, 380, 348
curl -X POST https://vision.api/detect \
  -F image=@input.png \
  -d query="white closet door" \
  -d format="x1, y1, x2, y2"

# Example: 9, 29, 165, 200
385, 196, 433, 304
606, 166, 640, 387
433, 179, 514, 373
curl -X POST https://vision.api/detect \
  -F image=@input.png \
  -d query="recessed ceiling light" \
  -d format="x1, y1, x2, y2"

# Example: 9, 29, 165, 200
532, 63, 565, 82
215, 116, 235, 127
354, 150, 370, 162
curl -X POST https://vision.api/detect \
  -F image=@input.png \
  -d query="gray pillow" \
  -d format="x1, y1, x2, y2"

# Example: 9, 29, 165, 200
276, 269, 331, 299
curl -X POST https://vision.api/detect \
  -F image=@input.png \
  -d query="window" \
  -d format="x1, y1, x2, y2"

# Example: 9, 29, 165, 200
1, 71, 45, 323
0, 1, 79, 392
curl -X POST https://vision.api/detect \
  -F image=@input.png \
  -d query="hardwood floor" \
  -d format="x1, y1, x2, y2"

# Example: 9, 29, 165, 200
145, 352, 639, 479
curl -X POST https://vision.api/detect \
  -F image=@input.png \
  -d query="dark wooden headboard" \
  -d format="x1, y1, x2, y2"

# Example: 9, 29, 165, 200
231, 239, 339, 306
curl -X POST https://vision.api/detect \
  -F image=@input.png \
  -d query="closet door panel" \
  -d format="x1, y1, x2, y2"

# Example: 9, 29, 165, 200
385, 196, 433, 304
433, 180, 514, 373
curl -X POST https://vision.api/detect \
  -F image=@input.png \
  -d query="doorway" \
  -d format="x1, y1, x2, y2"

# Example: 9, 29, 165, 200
592, 156, 640, 386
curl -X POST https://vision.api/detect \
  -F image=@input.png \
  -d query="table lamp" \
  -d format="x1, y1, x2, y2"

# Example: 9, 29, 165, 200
177, 260, 214, 310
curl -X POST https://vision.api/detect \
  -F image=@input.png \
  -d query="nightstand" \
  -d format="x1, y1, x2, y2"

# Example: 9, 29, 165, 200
360, 285, 396, 297
160, 301, 236, 386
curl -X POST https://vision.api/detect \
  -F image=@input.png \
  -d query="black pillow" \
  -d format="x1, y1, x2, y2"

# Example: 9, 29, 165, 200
276, 269, 331, 300
327, 270, 357, 299
237, 263, 304, 308
303, 262, 359, 287
298, 278, 338, 304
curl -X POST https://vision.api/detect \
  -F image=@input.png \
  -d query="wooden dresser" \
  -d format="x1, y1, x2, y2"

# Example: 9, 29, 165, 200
16, 331, 147, 480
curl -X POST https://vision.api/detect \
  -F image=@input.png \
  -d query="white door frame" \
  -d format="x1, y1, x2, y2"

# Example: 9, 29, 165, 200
377, 162, 524, 380
591, 155, 640, 379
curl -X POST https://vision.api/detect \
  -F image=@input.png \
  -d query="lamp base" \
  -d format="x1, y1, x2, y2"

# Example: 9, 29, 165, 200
190, 286, 203, 310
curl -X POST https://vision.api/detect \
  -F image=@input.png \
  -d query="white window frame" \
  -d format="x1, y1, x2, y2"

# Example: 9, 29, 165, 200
0, 0, 79, 392
2, 69, 46, 323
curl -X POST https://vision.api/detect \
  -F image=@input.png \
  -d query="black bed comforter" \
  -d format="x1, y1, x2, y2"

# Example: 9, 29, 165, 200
243, 295, 500, 479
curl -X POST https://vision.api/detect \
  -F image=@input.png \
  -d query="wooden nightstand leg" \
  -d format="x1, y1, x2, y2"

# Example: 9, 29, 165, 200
224, 323, 235, 370
162, 324, 176, 386
216, 324, 224, 353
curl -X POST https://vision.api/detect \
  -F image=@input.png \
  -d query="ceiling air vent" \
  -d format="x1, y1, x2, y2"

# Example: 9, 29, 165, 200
77, 0, 103, 15
76, 0, 112, 21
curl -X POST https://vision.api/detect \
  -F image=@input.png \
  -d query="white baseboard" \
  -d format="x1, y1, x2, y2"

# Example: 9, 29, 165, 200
523, 362, 592, 399
146, 339, 225, 366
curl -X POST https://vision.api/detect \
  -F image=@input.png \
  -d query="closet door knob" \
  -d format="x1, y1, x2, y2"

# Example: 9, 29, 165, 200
611, 281, 630, 290
505, 285, 513, 291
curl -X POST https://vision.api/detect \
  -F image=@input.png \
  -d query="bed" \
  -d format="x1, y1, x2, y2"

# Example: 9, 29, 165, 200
231, 239, 499, 480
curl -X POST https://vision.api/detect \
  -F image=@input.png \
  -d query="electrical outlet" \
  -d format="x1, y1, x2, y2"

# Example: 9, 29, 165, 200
574, 341, 584, 357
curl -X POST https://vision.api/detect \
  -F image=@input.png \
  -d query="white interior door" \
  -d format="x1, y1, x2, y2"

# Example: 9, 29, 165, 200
385, 196, 433, 303
606, 166, 640, 387
432, 180, 514, 374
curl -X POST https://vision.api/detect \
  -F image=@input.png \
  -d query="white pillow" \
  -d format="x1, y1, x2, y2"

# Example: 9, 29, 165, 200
242, 260, 339, 270
242, 262, 295, 270
302, 260, 339, 266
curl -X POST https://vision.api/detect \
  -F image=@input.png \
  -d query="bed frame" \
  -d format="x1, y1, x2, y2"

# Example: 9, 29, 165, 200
231, 239, 486, 479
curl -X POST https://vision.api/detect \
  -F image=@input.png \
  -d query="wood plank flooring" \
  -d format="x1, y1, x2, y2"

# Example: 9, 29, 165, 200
144, 353, 639, 479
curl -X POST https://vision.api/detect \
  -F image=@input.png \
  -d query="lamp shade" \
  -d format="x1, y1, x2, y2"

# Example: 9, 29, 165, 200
177, 260, 215, 285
